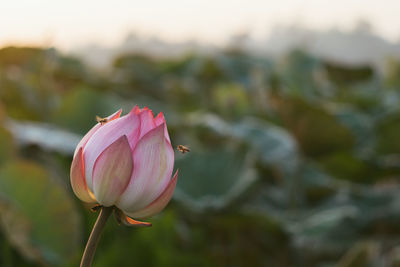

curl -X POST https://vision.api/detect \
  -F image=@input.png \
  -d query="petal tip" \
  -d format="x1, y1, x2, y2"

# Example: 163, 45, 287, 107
108, 109, 123, 120
155, 112, 165, 122
115, 109, 123, 117
173, 169, 179, 179
115, 134, 129, 146
130, 105, 140, 115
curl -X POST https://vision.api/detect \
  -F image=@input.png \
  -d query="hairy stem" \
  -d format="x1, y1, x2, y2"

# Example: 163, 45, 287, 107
80, 206, 113, 267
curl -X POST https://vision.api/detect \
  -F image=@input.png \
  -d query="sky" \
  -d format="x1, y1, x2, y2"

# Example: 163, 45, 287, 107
0, 0, 400, 50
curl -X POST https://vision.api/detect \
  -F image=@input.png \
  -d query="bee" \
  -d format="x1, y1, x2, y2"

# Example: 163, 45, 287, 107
96, 115, 109, 125
177, 145, 190, 154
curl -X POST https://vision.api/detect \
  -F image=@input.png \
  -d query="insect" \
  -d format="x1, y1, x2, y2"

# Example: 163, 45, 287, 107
177, 145, 190, 154
96, 115, 109, 125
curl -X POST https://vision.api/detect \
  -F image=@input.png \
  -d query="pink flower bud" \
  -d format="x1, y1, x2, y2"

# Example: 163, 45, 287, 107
70, 106, 177, 219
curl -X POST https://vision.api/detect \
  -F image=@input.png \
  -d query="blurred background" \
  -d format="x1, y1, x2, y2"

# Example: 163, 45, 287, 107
1, 0, 400, 266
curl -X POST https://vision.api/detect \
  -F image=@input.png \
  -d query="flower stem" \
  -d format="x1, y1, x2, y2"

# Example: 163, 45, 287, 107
80, 206, 114, 267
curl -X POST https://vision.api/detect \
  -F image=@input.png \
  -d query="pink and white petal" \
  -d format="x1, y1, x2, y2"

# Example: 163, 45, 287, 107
154, 112, 171, 143
83, 108, 140, 191
124, 170, 178, 219
92, 135, 133, 207
117, 124, 174, 212
73, 109, 122, 157
138, 108, 156, 139
70, 147, 96, 203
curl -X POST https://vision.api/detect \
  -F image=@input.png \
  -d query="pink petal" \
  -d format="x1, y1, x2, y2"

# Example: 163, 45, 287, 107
73, 109, 122, 157
70, 147, 96, 203
83, 106, 140, 191
138, 108, 156, 139
116, 124, 175, 213
125, 170, 178, 219
154, 112, 171, 143
140, 106, 150, 112
92, 135, 133, 207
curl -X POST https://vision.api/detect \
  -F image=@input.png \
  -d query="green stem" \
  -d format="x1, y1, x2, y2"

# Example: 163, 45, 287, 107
80, 206, 113, 267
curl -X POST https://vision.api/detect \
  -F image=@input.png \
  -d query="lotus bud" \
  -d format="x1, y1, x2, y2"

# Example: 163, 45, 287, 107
70, 106, 177, 224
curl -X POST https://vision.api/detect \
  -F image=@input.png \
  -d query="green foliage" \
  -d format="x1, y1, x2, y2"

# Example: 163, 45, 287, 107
175, 147, 257, 211
52, 87, 120, 134
0, 127, 15, 165
213, 83, 250, 118
0, 160, 82, 266
2, 45, 400, 266
319, 152, 376, 183
278, 97, 355, 157
376, 111, 400, 154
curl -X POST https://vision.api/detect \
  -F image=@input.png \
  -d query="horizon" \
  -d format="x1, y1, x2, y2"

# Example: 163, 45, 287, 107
1, 0, 400, 52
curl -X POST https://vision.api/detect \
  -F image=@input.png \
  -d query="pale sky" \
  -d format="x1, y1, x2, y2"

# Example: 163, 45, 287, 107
0, 0, 400, 50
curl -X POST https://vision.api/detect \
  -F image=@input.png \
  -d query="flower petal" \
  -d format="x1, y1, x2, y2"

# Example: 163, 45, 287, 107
125, 170, 178, 219
70, 147, 96, 203
92, 135, 133, 207
83, 106, 140, 191
117, 124, 174, 213
138, 108, 156, 139
154, 112, 171, 143
121, 215, 152, 227
73, 109, 122, 157
115, 209, 152, 227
